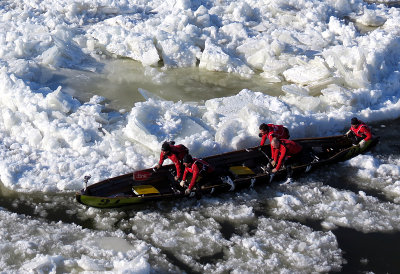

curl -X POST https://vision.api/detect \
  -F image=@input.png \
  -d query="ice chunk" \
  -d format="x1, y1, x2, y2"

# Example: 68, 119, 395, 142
157, 38, 200, 68
355, 8, 386, 27
283, 57, 331, 85
199, 38, 253, 76
320, 84, 356, 107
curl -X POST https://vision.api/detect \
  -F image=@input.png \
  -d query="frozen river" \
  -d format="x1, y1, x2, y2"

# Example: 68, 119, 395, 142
1, 0, 400, 272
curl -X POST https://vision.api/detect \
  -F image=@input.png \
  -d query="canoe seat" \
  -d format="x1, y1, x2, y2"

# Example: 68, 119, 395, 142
229, 166, 255, 177
132, 185, 160, 195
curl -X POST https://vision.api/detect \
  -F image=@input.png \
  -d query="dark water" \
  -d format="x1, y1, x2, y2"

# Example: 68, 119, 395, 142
335, 228, 400, 273
330, 118, 400, 273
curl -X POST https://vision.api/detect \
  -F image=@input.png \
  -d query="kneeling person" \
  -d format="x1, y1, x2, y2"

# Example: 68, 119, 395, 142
259, 123, 290, 146
155, 141, 188, 181
270, 137, 303, 181
346, 117, 372, 149
180, 154, 215, 195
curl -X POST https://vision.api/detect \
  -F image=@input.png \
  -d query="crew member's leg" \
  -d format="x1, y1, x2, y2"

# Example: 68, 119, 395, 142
284, 152, 302, 182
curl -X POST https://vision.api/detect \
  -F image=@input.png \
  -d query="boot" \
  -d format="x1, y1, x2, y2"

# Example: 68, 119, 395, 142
283, 177, 293, 184
284, 165, 294, 184
194, 186, 202, 200
286, 165, 293, 178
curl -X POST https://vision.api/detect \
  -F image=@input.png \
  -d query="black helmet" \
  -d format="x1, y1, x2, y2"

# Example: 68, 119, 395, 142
259, 123, 269, 131
161, 142, 171, 152
350, 117, 359, 125
183, 154, 193, 164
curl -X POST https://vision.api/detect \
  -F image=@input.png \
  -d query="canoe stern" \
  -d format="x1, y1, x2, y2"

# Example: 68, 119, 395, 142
76, 193, 143, 208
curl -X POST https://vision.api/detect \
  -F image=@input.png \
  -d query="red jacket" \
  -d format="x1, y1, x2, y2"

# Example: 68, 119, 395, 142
272, 139, 302, 171
349, 121, 372, 141
158, 145, 188, 178
260, 124, 289, 146
182, 158, 214, 190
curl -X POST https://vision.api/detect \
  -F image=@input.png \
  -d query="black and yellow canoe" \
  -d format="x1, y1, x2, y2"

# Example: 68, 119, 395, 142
76, 135, 379, 208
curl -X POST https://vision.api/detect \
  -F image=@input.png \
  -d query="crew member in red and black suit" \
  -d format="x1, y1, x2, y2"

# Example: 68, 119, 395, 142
259, 123, 290, 146
346, 117, 372, 149
180, 154, 215, 196
155, 141, 188, 181
270, 137, 303, 183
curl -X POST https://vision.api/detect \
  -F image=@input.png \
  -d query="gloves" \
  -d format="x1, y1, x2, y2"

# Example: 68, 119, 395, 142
174, 176, 179, 181
180, 180, 186, 187
345, 130, 351, 137
185, 188, 191, 195
359, 139, 366, 149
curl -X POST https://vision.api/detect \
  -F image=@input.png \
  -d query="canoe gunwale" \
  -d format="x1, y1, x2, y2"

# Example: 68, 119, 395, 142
75, 135, 379, 208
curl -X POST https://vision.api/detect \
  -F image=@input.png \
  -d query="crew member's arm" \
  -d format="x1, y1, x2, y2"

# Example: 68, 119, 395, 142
271, 146, 279, 165
260, 134, 268, 146
274, 146, 287, 171
267, 132, 275, 143
158, 152, 166, 166
169, 154, 182, 178
188, 165, 200, 190
182, 167, 188, 182
360, 126, 372, 141
358, 126, 372, 149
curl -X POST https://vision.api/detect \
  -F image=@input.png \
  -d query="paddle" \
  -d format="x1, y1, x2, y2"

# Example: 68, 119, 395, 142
245, 147, 273, 168
246, 147, 276, 183
269, 172, 276, 183
257, 147, 277, 182
258, 147, 273, 165
83, 175, 91, 192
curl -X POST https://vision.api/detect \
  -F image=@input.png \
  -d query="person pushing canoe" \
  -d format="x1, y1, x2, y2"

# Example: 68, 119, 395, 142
345, 117, 373, 149
270, 137, 303, 183
155, 141, 189, 181
180, 154, 215, 195
259, 123, 290, 146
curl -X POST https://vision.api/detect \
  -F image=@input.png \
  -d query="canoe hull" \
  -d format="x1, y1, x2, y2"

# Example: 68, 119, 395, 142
76, 135, 379, 208
76, 194, 144, 208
